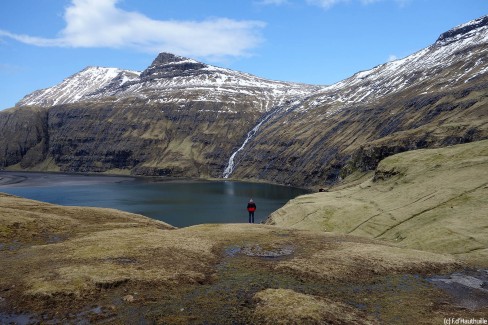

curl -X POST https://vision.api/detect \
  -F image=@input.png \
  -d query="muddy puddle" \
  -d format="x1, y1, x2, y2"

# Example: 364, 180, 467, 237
428, 269, 488, 310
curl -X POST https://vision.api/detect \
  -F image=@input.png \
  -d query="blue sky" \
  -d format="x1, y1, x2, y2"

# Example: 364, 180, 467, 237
0, 0, 487, 110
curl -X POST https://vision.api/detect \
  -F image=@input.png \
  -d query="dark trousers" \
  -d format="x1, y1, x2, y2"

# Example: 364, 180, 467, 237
248, 211, 254, 223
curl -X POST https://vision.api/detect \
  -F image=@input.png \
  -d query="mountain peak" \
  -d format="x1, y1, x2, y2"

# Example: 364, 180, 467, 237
16, 66, 134, 107
140, 52, 207, 81
150, 52, 192, 66
435, 15, 488, 45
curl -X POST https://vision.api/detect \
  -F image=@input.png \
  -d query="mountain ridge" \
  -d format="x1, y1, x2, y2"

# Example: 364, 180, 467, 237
2, 15, 488, 187
223, 14, 488, 185
17, 67, 141, 107
17, 52, 321, 112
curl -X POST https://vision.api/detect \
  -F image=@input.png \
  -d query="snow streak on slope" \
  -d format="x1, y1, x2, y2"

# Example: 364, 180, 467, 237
17, 54, 322, 113
220, 15, 488, 178
18, 67, 140, 107
15, 15, 488, 114
291, 15, 488, 115
82, 60, 321, 113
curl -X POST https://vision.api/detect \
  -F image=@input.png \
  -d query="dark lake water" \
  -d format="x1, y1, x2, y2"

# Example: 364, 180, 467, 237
0, 172, 309, 227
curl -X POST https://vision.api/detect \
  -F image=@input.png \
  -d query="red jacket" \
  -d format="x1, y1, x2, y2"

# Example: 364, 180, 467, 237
247, 202, 256, 212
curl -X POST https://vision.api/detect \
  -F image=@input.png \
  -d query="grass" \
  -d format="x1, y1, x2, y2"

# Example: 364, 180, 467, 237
0, 205, 466, 323
268, 140, 488, 266
254, 288, 378, 325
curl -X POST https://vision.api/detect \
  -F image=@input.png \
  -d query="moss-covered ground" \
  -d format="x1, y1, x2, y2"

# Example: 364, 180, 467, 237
268, 139, 488, 266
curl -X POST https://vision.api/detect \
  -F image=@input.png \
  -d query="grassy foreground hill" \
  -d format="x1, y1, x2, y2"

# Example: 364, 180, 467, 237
267, 140, 488, 266
1, 141, 487, 323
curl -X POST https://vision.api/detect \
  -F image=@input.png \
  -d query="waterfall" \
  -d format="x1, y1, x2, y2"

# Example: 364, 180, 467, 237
222, 109, 280, 178
222, 119, 266, 178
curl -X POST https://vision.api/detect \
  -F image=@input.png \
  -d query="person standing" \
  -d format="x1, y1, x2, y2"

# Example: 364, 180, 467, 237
247, 198, 256, 224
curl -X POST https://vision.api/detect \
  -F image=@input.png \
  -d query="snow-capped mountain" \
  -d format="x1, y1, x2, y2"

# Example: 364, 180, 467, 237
223, 14, 488, 185
18, 52, 322, 113
2, 15, 488, 187
284, 15, 488, 115
17, 67, 140, 107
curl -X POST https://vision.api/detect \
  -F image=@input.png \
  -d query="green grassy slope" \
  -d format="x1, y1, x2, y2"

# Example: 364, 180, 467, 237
267, 140, 488, 265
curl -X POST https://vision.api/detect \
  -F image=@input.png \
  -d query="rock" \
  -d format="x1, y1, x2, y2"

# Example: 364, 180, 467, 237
122, 295, 134, 303
140, 52, 208, 81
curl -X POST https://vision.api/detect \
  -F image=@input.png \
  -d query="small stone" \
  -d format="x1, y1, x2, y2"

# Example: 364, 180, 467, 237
122, 294, 134, 303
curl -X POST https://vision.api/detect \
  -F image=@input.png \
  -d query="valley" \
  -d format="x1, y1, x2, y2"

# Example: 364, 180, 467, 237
1, 14, 488, 324
0, 16, 487, 186
1, 141, 487, 323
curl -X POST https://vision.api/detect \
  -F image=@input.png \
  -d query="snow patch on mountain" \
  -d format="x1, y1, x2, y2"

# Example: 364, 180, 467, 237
17, 54, 322, 112
15, 15, 488, 118
290, 14, 488, 115
17, 67, 140, 107
83, 60, 321, 112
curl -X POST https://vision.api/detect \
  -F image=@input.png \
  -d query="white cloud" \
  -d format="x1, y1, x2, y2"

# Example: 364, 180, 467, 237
0, 0, 265, 59
307, 0, 410, 9
0, 30, 68, 47
388, 54, 398, 61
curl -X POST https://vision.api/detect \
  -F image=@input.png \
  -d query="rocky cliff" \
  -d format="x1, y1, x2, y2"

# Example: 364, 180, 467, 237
3, 53, 319, 178
226, 15, 488, 186
1, 15, 487, 186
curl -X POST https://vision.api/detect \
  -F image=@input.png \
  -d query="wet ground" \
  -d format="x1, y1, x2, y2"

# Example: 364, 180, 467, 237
428, 269, 488, 310
2, 244, 487, 325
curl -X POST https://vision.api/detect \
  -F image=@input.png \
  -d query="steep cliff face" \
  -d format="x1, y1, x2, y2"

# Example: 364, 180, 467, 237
0, 107, 48, 169
3, 53, 320, 178
1, 16, 488, 186
45, 99, 262, 177
225, 15, 488, 186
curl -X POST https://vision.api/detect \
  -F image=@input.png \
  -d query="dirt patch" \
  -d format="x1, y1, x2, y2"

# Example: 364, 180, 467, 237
241, 244, 294, 258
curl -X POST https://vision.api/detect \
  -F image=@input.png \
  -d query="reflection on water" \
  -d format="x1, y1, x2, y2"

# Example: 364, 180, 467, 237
0, 172, 309, 227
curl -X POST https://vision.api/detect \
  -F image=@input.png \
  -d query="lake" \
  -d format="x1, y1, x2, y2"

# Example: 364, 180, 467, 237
0, 172, 309, 227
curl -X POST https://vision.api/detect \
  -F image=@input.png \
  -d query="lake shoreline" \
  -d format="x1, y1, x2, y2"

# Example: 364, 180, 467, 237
0, 170, 136, 188
0, 171, 310, 227
0, 170, 313, 191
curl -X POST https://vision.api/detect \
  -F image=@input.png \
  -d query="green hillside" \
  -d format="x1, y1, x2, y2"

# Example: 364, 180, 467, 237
267, 140, 488, 265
